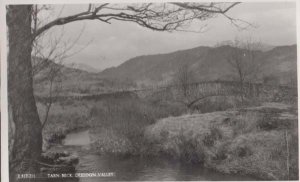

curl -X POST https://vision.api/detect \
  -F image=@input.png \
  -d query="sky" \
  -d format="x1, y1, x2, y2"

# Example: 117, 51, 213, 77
43, 2, 297, 70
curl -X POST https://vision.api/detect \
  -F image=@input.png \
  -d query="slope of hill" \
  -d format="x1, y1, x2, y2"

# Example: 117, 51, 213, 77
32, 58, 115, 96
98, 44, 297, 86
100, 46, 211, 85
65, 63, 102, 73
33, 44, 297, 96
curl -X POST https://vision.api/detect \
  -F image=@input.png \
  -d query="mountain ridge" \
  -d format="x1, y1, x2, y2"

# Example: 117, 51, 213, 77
98, 44, 297, 86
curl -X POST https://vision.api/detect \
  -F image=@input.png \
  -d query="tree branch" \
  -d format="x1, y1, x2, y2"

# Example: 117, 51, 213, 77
34, 2, 244, 38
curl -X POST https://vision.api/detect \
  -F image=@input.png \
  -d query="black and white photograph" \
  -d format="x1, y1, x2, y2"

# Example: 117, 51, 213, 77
2, 1, 299, 181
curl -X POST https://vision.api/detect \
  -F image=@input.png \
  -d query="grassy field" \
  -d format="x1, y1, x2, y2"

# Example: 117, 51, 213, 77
38, 94, 298, 180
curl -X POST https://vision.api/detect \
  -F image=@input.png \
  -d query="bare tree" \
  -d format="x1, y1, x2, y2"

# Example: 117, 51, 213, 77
174, 63, 196, 105
32, 5, 89, 130
35, 62, 63, 129
226, 37, 262, 101
7, 3, 243, 180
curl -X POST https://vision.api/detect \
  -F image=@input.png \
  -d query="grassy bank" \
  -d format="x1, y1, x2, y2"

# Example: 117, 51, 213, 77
38, 96, 187, 151
37, 100, 92, 150
88, 97, 187, 155
144, 102, 298, 180
38, 96, 298, 180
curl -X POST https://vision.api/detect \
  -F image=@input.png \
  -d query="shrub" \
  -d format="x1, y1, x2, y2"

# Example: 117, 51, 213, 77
180, 136, 205, 164
191, 96, 235, 113
90, 97, 186, 154
213, 142, 229, 161
258, 114, 293, 131
160, 130, 169, 141
232, 111, 261, 135
235, 145, 253, 157
258, 115, 275, 130
203, 124, 223, 147
165, 130, 206, 164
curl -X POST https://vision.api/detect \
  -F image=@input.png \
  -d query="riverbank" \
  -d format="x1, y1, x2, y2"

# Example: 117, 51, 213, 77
41, 97, 298, 180
46, 129, 258, 181
39, 96, 187, 150
144, 102, 298, 180
37, 100, 93, 150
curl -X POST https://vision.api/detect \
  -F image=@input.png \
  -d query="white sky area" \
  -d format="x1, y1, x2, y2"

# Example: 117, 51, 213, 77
43, 2, 297, 70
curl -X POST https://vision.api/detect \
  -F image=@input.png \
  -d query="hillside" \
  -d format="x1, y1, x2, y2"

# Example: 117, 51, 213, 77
98, 44, 297, 86
32, 57, 115, 96
65, 63, 102, 73
33, 44, 297, 96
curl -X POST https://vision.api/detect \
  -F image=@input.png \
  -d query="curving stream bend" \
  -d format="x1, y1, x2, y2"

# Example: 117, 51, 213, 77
59, 129, 257, 181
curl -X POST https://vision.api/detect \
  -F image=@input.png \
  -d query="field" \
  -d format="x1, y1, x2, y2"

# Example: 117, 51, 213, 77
38, 90, 298, 180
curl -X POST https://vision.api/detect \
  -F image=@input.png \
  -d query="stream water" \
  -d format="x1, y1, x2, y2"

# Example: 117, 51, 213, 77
59, 129, 257, 181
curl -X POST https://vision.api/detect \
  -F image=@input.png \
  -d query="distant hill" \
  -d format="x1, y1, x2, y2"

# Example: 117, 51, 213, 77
32, 57, 114, 96
98, 44, 297, 86
215, 41, 275, 52
65, 63, 102, 73
33, 44, 297, 96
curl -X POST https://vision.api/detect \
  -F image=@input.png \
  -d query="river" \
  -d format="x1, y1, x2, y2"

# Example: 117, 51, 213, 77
59, 129, 257, 181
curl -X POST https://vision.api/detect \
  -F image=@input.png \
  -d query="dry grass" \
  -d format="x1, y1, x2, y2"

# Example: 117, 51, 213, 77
144, 102, 298, 180
38, 96, 298, 180
215, 129, 298, 180
90, 128, 133, 155
42, 97, 188, 155
37, 101, 91, 150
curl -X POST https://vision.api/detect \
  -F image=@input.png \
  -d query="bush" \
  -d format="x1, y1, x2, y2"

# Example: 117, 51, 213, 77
258, 114, 294, 131
179, 136, 205, 164
162, 130, 206, 164
90, 97, 186, 154
258, 115, 279, 130
191, 96, 236, 113
232, 111, 260, 136
203, 124, 223, 147
235, 145, 253, 157
213, 142, 229, 161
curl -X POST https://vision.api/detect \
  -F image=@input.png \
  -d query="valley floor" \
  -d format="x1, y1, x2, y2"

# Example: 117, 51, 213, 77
40, 98, 298, 180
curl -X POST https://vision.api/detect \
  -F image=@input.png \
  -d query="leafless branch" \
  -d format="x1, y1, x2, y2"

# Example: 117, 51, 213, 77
34, 2, 245, 38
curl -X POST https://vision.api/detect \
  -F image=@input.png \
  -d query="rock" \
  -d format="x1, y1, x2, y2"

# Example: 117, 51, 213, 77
41, 151, 78, 166
222, 117, 231, 124
58, 154, 79, 166
39, 151, 78, 174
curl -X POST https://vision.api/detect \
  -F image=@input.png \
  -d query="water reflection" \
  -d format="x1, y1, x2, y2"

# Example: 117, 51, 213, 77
57, 130, 257, 181
77, 154, 257, 181
63, 130, 91, 146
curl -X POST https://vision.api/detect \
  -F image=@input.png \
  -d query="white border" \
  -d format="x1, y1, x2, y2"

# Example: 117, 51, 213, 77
2, 0, 299, 5
1, 0, 8, 181
1, 1, 299, 182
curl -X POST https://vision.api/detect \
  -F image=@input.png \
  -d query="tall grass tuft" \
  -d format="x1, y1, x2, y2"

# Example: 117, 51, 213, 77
89, 97, 187, 155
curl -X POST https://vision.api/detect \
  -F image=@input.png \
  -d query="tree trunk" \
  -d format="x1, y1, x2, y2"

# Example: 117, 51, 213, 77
7, 5, 42, 181
239, 79, 244, 102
